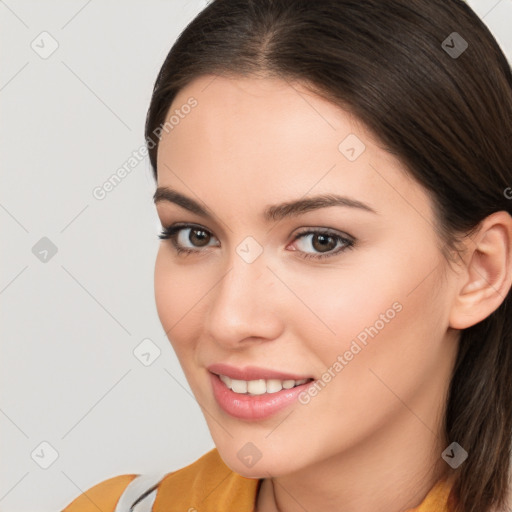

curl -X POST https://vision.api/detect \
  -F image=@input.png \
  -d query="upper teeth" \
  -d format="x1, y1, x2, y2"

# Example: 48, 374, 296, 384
218, 375, 309, 395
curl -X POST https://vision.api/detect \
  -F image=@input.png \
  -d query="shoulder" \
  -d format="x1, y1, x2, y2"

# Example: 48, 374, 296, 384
61, 449, 260, 512
61, 474, 138, 512
154, 448, 260, 510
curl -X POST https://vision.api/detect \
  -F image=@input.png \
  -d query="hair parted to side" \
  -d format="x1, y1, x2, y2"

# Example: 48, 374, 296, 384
144, 1, 512, 511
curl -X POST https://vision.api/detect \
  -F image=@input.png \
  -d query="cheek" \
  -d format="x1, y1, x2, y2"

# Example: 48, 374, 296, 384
281, 252, 407, 351
287, 234, 446, 373
297, 245, 447, 416
154, 248, 204, 357
154, 248, 177, 329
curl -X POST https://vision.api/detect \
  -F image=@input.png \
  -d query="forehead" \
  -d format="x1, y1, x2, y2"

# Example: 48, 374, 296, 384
156, 74, 431, 226
162, 74, 370, 159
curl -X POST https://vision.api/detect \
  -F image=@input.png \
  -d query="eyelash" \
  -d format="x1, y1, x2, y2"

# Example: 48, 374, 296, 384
158, 222, 355, 260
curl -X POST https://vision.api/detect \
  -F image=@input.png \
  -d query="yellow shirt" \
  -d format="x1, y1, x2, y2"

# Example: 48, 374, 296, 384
62, 448, 455, 511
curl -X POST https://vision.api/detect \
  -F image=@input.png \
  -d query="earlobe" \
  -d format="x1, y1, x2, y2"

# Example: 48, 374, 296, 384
449, 211, 512, 330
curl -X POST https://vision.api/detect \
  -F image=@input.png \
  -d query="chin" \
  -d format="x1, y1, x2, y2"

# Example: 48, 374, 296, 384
217, 447, 295, 479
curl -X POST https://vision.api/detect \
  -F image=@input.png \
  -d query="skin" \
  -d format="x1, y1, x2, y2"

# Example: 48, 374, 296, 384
153, 74, 512, 512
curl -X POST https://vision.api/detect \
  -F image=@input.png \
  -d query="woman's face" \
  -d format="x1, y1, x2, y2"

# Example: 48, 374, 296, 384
154, 74, 459, 478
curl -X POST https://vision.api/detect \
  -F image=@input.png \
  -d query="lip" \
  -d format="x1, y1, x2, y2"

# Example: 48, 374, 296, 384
209, 371, 315, 421
207, 363, 313, 381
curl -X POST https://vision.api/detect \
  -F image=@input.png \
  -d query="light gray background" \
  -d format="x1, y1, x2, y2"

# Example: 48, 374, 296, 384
1, 1, 511, 510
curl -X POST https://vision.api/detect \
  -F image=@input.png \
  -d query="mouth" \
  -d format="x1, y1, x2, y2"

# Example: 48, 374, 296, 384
208, 366, 316, 420
207, 362, 314, 382
213, 373, 314, 396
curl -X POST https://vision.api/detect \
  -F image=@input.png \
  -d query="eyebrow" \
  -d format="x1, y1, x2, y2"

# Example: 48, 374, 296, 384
153, 186, 378, 222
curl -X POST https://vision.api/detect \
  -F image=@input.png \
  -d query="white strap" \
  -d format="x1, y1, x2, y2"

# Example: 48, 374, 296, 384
114, 472, 169, 512
131, 488, 157, 512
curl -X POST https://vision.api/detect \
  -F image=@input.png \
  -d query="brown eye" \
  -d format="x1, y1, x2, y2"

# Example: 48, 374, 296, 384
188, 228, 211, 247
159, 223, 355, 260
158, 223, 219, 255
291, 229, 355, 260
310, 233, 338, 253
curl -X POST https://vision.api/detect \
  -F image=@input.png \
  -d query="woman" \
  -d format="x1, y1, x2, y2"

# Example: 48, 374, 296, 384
62, 0, 512, 511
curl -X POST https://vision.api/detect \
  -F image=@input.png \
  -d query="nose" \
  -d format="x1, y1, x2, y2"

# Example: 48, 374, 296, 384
203, 251, 284, 349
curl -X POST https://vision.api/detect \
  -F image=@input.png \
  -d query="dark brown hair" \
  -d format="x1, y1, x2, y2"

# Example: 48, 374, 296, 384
144, 1, 512, 510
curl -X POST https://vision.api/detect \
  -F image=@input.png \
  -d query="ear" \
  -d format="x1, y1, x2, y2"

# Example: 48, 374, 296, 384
449, 211, 512, 330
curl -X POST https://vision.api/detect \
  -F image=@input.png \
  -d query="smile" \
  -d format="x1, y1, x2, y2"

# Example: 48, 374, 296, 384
209, 372, 315, 420
217, 374, 311, 395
